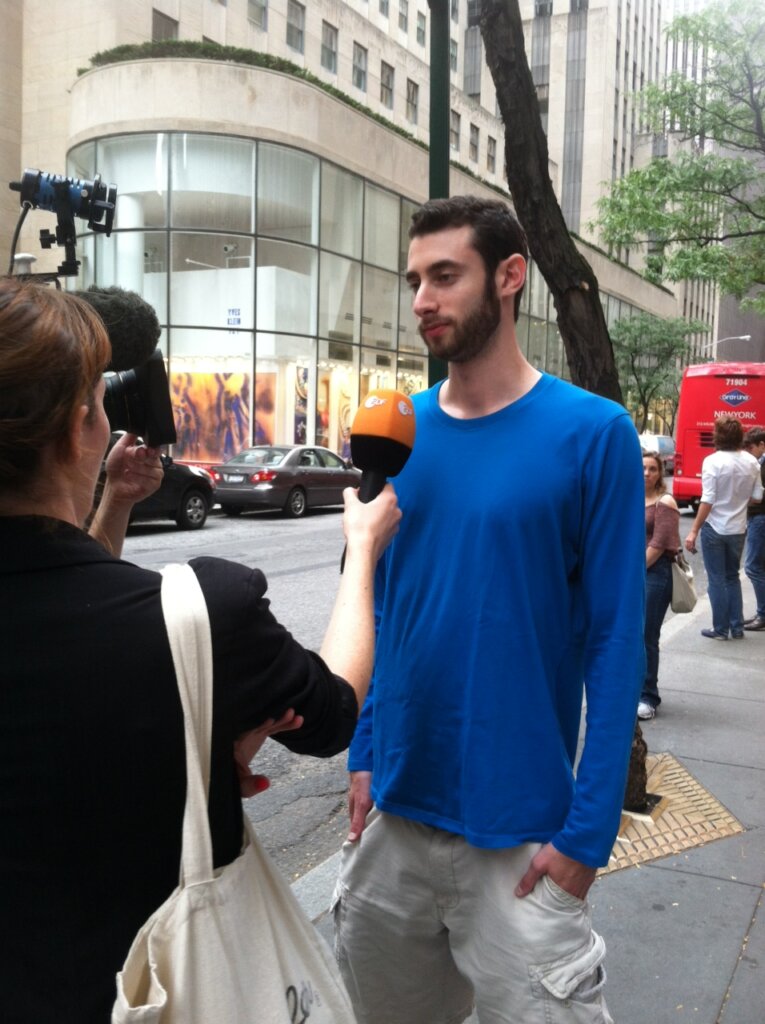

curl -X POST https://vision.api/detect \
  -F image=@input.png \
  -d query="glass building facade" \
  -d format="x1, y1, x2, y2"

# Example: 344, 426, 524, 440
68, 133, 430, 465
68, 131, 640, 466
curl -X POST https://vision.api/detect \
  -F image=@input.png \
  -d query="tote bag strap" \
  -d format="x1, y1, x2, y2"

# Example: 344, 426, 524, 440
160, 563, 215, 887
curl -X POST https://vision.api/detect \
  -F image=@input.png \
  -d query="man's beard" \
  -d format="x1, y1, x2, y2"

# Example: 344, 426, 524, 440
418, 279, 501, 364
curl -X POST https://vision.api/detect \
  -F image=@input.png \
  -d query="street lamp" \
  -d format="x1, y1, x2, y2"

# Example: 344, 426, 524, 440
717, 335, 752, 344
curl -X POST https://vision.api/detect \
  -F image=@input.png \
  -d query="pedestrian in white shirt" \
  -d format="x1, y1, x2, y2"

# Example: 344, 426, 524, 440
685, 416, 764, 639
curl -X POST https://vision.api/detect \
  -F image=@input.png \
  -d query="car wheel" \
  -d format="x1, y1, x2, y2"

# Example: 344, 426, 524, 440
284, 487, 307, 518
176, 489, 209, 530
220, 504, 243, 517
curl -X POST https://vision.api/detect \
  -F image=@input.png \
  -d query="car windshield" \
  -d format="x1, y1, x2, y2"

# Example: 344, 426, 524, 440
226, 448, 289, 467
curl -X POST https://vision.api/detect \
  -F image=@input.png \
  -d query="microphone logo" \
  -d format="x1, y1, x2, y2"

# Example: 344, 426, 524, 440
364, 395, 387, 408
398, 401, 414, 416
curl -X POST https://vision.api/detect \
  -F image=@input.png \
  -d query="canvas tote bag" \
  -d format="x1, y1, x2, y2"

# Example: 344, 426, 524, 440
113, 562, 357, 1024
670, 551, 697, 614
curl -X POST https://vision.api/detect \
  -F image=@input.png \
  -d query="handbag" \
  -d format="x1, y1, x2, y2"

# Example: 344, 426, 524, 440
671, 551, 697, 614
113, 562, 357, 1024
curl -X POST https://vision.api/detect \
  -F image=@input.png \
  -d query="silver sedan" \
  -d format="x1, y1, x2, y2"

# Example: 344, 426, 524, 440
211, 445, 361, 518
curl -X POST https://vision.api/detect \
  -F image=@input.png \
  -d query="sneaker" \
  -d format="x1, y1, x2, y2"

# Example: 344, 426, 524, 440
701, 628, 729, 640
637, 701, 656, 720
731, 632, 745, 640
743, 616, 765, 631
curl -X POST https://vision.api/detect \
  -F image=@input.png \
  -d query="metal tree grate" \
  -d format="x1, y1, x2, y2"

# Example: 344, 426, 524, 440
599, 752, 745, 875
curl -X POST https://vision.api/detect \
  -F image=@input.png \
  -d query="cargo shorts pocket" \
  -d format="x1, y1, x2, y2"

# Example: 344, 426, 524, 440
529, 932, 610, 1022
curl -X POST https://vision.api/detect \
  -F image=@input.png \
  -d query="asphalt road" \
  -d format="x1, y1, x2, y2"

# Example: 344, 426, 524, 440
121, 486, 706, 882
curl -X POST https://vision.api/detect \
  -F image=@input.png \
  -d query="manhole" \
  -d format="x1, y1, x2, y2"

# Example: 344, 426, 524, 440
598, 752, 745, 875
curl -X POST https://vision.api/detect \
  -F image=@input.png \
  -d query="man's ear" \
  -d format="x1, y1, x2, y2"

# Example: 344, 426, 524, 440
496, 253, 526, 299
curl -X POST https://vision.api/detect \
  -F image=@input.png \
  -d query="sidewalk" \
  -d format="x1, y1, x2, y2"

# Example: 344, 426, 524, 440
292, 587, 765, 1024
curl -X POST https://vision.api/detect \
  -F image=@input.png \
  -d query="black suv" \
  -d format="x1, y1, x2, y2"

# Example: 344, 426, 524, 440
129, 454, 214, 530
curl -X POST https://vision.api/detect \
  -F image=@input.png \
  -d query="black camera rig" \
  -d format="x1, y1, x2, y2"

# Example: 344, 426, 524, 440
8, 168, 116, 279
6, 169, 176, 446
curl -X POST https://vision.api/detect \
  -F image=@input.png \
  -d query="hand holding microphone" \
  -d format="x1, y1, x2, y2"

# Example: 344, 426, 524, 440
340, 389, 415, 572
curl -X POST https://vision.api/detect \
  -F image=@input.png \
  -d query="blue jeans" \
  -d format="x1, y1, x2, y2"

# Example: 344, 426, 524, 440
744, 516, 765, 618
701, 522, 746, 636
642, 557, 672, 708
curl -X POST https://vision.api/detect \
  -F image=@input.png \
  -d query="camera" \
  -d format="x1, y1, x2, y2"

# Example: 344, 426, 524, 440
75, 285, 177, 448
103, 351, 177, 448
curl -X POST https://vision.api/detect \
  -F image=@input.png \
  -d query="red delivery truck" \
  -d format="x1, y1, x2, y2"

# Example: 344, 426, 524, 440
673, 361, 765, 508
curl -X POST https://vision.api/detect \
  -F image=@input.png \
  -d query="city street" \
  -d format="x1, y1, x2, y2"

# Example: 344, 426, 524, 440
122, 491, 707, 883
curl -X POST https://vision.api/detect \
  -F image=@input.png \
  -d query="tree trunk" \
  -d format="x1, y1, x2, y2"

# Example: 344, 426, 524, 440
479, 0, 623, 403
479, 0, 644, 811
623, 722, 649, 812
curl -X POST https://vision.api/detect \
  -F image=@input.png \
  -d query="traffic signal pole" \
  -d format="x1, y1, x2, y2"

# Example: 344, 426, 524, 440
426, 0, 449, 385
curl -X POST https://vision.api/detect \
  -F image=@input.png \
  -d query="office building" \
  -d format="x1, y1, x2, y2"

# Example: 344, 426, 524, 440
1, 1, 685, 460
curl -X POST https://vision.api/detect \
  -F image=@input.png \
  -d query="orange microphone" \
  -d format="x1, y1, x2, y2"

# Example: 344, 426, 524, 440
351, 390, 416, 503
340, 390, 415, 572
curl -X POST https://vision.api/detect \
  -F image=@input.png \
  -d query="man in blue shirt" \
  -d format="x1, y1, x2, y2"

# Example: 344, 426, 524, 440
333, 196, 645, 1023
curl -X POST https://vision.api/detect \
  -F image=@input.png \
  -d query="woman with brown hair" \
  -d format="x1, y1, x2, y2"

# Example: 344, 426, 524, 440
638, 452, 680, 720
0, 276, 400, 1023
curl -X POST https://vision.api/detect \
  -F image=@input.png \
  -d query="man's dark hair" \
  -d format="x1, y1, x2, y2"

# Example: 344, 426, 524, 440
409, 196, 528, 320
744, 427, 765, 448
714, 415, 744, 451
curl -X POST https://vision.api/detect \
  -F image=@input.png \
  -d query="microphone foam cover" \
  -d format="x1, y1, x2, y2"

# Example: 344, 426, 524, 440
75, 285, 161, 371
350, 391, 416, 476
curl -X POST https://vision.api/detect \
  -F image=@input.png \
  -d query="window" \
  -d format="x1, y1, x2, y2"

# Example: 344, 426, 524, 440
534, 1, 553, 14
286, 0, 305, 53
450, 109, 461, 151
353, 43, 368, 91
451, 0, 459, 22
321, 21, 338, 73
152, 9, 178, 41
487, 135, 496, 173
467, 0, 480, 26
469, 123, 479, 161
380, 61, 395, 109
399, 0, 409, 32
248, 0, 267, 28
406, 79, 419, 123
464, 24, 482, 98
450, 38, 458, 72
379, 0, 389, 14
417, 11, 426, 45
321, 163, 363, 258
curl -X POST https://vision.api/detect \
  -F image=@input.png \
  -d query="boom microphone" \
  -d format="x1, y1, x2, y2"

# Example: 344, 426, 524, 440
340, 389, 415, 572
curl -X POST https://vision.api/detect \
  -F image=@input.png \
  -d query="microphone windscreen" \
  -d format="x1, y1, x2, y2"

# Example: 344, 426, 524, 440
350, 390, 416, 477
74, 286, 160, 371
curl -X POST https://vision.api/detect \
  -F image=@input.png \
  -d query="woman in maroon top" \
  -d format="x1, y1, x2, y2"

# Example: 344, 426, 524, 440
638, 452, 681, 720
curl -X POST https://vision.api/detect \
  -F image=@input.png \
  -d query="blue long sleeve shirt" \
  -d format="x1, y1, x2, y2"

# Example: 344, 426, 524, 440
348, 374, 646, 868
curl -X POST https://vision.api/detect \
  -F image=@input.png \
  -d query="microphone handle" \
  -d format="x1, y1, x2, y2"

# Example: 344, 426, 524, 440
340, 468, 389, 573
358, 468, 388, 504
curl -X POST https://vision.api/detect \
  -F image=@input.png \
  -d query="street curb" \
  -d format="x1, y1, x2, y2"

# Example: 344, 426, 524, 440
291, 850, 341, 923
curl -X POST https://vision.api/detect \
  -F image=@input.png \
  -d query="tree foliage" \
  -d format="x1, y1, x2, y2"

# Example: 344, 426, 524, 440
595, 0, 765, 313
610, 313, 709, 432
